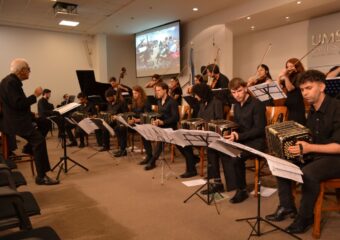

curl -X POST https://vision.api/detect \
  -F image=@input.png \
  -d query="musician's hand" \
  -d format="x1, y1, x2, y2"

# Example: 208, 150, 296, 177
288, 141, 311, 155
34, 87, 43, 97
224, 132, 238, 142
111, 115, 117, 120
279, 68, 287, 78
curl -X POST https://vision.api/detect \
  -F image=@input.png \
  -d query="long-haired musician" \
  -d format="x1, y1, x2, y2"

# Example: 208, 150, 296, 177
113, 85, 152, 158
247, 64, 273, 87
168, 77, 182, 106
277, 58, 306, 125
178, 83, 224, 178
266, 70, 340, 234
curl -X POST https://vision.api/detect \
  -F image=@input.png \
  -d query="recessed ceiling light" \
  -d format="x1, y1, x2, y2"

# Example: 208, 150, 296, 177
246, 16, 251, 20
297, 1, 302, 4
250, 25, 255, 30
285, 16, 290, 20
59, 20, 79, 27
192, 7, 198, 11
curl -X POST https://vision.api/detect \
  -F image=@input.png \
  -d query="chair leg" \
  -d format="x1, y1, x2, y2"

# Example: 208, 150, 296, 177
199, 147, 204, 177
254, 158, 259, 197
171, 144, 175, 163
313, 183, 325, 239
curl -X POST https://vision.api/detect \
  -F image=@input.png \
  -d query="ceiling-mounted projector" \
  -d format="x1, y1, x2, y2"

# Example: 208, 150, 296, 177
53, 1, 78, 16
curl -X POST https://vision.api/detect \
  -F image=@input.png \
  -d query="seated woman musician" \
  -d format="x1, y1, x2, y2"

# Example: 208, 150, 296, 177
168, 77, 182, 106
113, 86, 152, 158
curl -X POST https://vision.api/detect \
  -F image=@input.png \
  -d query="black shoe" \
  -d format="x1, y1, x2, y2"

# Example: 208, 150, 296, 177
265, 206, 297, 222
285, 215, 313, 234
201, 183, 224, 195
67, 142, 77, 147
144, 163, 156, 170
99, 147, 110, 152
114, 150, 127, 157
139, 159, 149, 165
180, 171, 197, 178
78, 142, 85, 148
35, 175, 60, 185
229, 189, 249, 204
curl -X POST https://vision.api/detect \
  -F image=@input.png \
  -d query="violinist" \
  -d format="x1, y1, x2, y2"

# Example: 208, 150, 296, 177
168, 77, 182, 106
207, 64, 231, 106
247, 64, 274, 106
247, 64, 273, 87
277, 58, 306, 125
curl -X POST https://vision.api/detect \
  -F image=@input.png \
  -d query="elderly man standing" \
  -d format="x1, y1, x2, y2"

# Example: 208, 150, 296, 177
0, 58, 59, 185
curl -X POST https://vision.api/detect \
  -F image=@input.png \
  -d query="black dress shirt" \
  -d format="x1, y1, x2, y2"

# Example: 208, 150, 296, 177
132, 100, 152, 119
197, 97, 224, 121
212, 73, 233, 106
306, 95, 340, 159
233, 95, 266, 149
38, 97, 54, 118
157, 96, 179, 129
170, 86, 183, 106
78, 101, 97, 115
0, 73, 37, 135
107, 100, 128, 115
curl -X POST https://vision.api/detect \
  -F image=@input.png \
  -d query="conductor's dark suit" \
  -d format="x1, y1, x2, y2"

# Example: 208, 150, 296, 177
0, 73, 51, 177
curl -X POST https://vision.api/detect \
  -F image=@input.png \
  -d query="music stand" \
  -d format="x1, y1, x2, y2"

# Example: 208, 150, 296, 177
51, 103, 89, 180
248, 82, 286, 102
325, 78, 340, 98
209, 139, 302, 240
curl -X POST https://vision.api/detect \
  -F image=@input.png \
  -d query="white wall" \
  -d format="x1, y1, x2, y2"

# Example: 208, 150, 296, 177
233, 21, 309, 81
0, 26, 108, 111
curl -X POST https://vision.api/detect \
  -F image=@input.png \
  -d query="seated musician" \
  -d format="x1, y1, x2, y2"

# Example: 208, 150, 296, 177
66, 92, 97, 148
218, 77, 266, 203
114, 86, 152, 158
186, 74, 205, 118
206, 64, 231, 106
144, 82, 179, 171
99, 88, 128, 152
109, 76, 132, 96
168, 77, 182, 106
37, 89, 54, 136
179, 83, 224, 178
266, 70, 340, 234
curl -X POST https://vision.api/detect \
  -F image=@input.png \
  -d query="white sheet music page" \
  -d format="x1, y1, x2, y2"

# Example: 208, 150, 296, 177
53, 102, 80, 115
116, 115, 134, 129
208, 139, 242, 157
248, 82, 286, 101
78, 118, 99, 134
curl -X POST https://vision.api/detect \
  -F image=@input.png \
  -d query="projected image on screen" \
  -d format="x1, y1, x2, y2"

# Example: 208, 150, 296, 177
136, 21, 180, 77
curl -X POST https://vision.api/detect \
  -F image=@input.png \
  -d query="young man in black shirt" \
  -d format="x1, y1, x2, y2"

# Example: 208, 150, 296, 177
266, 70, 340, 234
219, 78, 266, 203
144, 82, 179, 170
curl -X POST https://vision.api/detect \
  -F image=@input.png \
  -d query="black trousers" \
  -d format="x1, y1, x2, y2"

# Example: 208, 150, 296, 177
20, 129, 51, 178
65, 122, 76, 143
276, 155, 340, 218
177, 146, 197, 173
114, 125, 128, 151
208, 149, 237, 191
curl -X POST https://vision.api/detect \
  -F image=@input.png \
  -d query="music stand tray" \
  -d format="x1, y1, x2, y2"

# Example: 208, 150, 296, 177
248, 82, 286, 102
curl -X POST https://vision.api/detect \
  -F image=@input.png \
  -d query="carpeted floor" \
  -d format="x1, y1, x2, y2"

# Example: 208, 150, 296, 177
1, 132, 340, 240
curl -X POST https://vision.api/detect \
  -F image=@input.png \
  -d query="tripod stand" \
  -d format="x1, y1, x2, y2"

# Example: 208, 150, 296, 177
183, 149, 223, 209
51, 116, 89, 180
236, 160, 301, 240
152, 142, 177, 185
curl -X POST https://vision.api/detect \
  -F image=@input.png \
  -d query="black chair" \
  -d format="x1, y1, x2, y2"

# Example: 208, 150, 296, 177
0, 164, 27, 188
0, 226, 61, 240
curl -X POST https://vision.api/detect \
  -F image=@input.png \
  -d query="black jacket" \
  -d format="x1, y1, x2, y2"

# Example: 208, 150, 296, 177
0, 73, 37, 135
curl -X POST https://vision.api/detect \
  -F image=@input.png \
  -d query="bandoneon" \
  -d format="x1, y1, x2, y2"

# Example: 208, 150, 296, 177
207, 120, 238, 136
181, 118, 206, 130
118, 112, 135, 121
71, 111, 89, 122
98, 112, 114, 124
140, 112, 161, 124
266, 121, 312, 161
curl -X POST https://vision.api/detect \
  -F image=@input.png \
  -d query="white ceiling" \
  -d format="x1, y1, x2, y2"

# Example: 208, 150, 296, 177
0, 0, 339, 36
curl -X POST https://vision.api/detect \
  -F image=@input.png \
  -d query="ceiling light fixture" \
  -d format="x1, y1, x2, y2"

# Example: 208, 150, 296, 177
285, 16, 290, 20
250, 25, 255, 30
192, 7, 198, 11
59, 20, 79, 27
297, 1, 302, 4
246, 16, 251, 20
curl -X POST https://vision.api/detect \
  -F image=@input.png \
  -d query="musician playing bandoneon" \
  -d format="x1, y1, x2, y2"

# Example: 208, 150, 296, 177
266, 70, 340, 234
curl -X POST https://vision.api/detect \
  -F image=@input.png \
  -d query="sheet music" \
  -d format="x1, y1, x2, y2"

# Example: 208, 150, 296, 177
53, 102, 80, 115
248, 82, 286, 101
78, 118, 99, 134
208, 139, 242, 157
116, 115, 133, 129
90, 118, 115, 136
208, 138, 303, 183
171, 129, 223, 147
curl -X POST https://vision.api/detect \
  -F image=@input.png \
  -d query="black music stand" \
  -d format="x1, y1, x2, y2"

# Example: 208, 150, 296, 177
325, 78, 340, 98
51, 104, 89, 180
210, 139, 302, 240
248, 82, 286, 102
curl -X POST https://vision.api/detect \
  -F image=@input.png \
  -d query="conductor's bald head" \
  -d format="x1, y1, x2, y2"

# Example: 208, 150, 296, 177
10, 58, 31, 80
